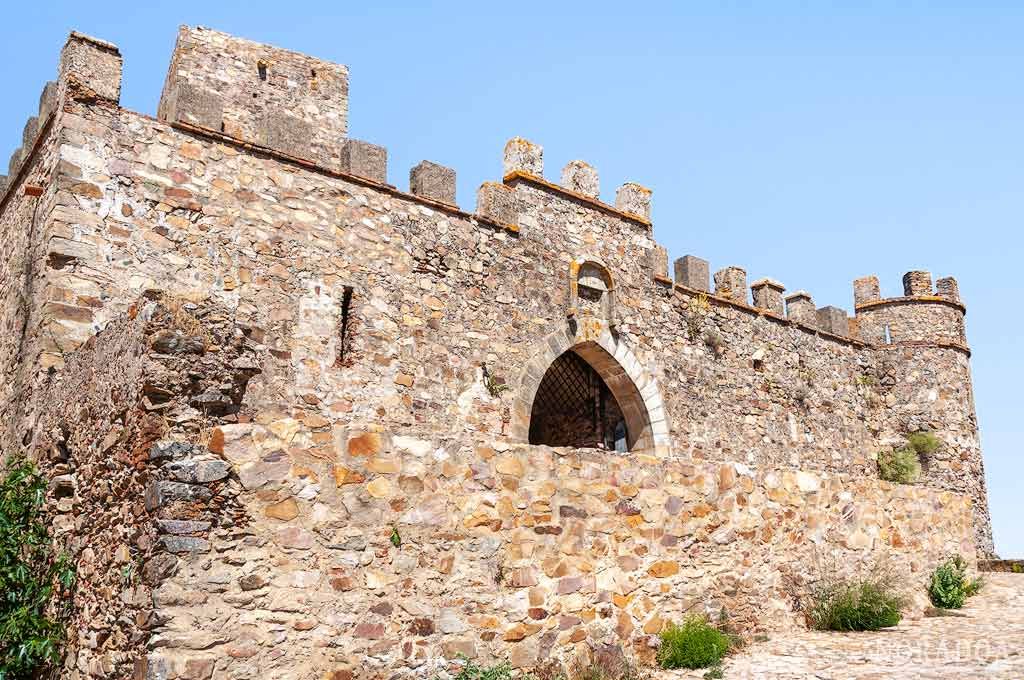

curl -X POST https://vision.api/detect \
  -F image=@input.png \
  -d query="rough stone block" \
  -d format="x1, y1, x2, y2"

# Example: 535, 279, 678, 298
614, 182, 651, 220
340, 139, 387, 183
785, 291, 816, 325
902, 270, 932, 296
714, 266, 748, 303
156, 519, 212, 535
38, 81, 58, 122
561, 160, 599, 198
22, 117, 38, 149
409, 160, 456, 205
853, 275, 881, 305
162, 82, 224, 130
260, 110, 314, 160
503, 137, 543, 176
166, 459, 231, 484
144, 480, 213, 511
936, 276, 960, 303
59, 31, 123, 103
816, 306, 849, 336
476, 182, 519, 226
651, 244, 669, 279
149, 440, 200, 461
674, 255, 709, 291
161, 535, 211, 554
0, 176, 7, 194
751, 278, 785, 315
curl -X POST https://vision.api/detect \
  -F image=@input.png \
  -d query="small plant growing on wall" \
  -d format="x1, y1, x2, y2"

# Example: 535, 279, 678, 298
449, 657, 517, 680
702, 330, 726, 358
685, 293, 711, 341
855, 373, 877, 387
482, 365, 509, 398
877, 431, 941, 484
877, 447, 922, 484
906, 431, 941, 460
0, 457, 76, 679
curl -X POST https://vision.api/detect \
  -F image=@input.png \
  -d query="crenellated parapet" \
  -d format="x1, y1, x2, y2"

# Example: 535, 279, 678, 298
485, 136, 654, 229
667, 254, 862, 340
3, 32, 117, 201
853, 270, 967, 349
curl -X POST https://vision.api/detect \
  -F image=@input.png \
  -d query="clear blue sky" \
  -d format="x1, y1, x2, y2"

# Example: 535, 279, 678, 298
3, 1, 1021, 555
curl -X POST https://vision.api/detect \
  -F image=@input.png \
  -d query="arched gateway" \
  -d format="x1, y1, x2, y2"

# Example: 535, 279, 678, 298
510, 323, 670, 453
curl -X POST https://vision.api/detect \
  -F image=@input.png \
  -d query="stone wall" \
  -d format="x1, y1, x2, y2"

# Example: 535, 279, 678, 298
27, 296, 259, 680
0, 27, 994, 558
20, 299, 978, 678
151, 427, 972, 679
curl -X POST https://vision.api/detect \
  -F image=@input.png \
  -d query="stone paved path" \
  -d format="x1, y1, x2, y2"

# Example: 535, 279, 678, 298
658, 573, 1024, 679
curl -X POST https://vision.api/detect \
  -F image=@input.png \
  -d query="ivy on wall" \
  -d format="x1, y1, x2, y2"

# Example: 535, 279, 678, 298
0, 457, 75, 680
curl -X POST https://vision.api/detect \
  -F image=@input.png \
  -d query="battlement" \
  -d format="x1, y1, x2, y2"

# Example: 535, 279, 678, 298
3, 31, 113, 195
853, 271, 967, 348
667, 254, 862, 339
485, 136, 653, 227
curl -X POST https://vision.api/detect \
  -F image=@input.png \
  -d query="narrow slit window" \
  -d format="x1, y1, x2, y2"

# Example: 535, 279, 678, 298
337, 286, 354, 366
884, 323, 892, 344
257, 60, 268, 81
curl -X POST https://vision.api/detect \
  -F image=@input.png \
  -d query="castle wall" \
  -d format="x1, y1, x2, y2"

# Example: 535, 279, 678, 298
25, 99, 889, 471
23, 298, 976, 679
0, 86, 67, 451
4, 72, 992, 554
0, 26, 997, 679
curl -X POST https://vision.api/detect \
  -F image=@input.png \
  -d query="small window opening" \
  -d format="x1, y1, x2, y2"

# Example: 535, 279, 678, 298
337, 286, 355, 367
884, 323, 892, 344
753, 358, 764, 371
257, 60, 268, 81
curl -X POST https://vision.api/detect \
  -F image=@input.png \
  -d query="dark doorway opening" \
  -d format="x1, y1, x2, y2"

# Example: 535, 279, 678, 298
528, 349, 628, 450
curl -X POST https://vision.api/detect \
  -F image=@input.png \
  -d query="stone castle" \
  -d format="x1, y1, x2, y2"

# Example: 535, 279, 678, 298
0, 26, 992, 679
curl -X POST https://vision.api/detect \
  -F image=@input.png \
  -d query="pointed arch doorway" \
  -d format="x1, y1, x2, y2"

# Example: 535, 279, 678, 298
512, 329, 668, 453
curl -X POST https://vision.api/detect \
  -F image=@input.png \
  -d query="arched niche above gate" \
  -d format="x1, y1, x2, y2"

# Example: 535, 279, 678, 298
568, 258, 617, 327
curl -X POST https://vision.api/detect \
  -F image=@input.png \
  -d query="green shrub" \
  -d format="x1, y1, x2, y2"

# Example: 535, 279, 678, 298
928, 554, 983, 609
0, 457, 76, 680
877, 446, 922, 484
451, 658, 517, 680
808, 573, 904, 631
906, 431, 941, 456
656, 615, 730, 670
1011, 563, 1023, 574
877, 432, 942, 484
566, 659, 648, 680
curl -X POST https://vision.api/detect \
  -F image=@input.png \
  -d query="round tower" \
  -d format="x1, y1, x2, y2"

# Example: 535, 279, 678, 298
853, 271, 993, 557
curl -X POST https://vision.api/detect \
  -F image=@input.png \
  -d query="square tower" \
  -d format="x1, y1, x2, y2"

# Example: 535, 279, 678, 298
157, 26, 349, 169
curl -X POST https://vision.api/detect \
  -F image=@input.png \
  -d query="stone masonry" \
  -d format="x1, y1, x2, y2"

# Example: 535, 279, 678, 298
0, 26, 994, 679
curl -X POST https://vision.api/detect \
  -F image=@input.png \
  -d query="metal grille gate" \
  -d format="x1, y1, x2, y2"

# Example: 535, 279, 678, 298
528, 350, 626, 449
